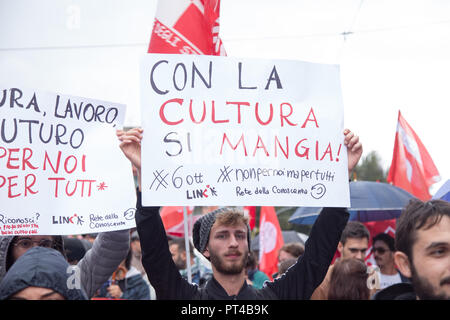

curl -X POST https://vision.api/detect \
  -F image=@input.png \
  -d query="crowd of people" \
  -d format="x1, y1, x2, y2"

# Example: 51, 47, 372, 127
0, 127, 449, 301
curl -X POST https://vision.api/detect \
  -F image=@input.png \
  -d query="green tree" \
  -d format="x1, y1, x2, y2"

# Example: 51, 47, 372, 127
353, 150, 388, 182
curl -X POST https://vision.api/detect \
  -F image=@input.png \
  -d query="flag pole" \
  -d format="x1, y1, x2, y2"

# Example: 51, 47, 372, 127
183, 206, 192, 283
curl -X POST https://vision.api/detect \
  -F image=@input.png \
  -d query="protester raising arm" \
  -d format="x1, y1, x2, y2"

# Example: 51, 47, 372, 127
263, 129, 362, 299
117, 128, 362, 300
117, 128, 198, 299
77, 230, 130, 298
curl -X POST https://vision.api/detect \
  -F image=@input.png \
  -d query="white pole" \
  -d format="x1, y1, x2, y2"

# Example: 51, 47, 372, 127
183, 206, 192, 283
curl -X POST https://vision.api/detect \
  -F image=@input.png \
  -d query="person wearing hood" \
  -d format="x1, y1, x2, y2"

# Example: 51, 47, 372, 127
0, 246, 87, 300
0, 229, 130, 299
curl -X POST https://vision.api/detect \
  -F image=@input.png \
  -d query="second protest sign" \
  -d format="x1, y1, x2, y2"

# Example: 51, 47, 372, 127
140, 54, 350, 207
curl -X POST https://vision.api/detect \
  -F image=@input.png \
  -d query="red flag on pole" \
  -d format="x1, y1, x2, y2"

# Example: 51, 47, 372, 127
258, 206, 284, 280
147, 0, 226, 56
243, 206, 256, 230
160, 206, 194, 236
387, 111, 440, 200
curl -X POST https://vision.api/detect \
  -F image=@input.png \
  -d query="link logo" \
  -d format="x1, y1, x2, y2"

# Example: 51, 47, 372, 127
52, 214, 84, 226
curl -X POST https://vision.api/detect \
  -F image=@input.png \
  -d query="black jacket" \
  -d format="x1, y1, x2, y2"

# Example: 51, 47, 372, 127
372, 283, 416, 300
136, 192, 349, 300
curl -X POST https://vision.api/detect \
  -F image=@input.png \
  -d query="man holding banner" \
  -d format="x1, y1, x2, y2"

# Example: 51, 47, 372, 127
117, 126, 362, 299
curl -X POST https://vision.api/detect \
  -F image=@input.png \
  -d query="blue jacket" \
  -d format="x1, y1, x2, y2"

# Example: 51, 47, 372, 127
97, 267, 150, 300
0, 246, 87, 300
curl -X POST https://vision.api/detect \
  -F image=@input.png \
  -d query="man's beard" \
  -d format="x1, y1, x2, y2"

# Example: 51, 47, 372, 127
209, 249, 248, 275
410, 263, 450, 300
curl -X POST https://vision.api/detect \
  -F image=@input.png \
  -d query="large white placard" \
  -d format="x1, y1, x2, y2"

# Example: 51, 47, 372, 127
140, 54, 350, 207
0, 86, 137, 235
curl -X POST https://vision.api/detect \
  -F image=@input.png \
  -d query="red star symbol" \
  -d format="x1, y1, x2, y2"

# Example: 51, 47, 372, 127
97, 182, 108, 191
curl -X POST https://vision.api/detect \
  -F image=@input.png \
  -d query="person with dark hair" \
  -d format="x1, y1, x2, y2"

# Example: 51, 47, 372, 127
374, 199, 450, 300
246, 251, 269, 289
95, 248, 151, 300
338, 221, 371, 262
372, 233, 409, 289
0, 230, 130, 299
63, 237, 88, 265
0, 247, 87, 300
117, 127, 362, 300
311, 220, 371, 299
328, 258, 370, 300
169, 237, 213, 287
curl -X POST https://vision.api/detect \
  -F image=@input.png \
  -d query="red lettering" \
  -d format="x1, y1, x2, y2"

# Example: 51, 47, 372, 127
255, 102, 274, 125
22, 148, 38, 170
8, 176, 20, 198
65, 180, 77, 196
48, 177, 65, 197
48, 177, 95, 197
0, 147, 7, 159
226, 101, 250, 124
315, 140, 319, 160
24, 174, 38, 196
189, 99, 206, 124
79, 179, 95, 197
301, 107, 319, 128
211, 100, 228, 124
295, 139, 310, 159
82, 154, 86, 172
6, 148, 20, 169
44, 151, 61, 174
159, 98, 184, 125
336, 144, 342, 162
64, 155, 77, 174
253, 135, 269, 156
280, 103, 297, 127
320, 143, 333, 161
220, 133, 247, 156
274, 136, 289, 159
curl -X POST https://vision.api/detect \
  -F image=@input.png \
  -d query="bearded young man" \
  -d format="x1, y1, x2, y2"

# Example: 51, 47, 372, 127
374, 199, 450, 300
117, 127, 362, 300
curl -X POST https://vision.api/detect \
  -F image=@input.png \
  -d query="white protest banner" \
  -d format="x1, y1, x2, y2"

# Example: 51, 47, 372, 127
140, 54, 350, 207
0, 86, 137, 235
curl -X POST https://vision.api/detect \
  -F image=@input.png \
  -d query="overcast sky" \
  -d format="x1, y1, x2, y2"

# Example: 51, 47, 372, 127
0, 0, 448, 194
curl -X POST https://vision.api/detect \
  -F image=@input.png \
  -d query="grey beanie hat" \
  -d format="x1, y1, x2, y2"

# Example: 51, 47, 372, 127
193, 207, 251, 256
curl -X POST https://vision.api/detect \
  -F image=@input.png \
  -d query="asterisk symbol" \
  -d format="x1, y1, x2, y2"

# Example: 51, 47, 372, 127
97, 182, 108, 191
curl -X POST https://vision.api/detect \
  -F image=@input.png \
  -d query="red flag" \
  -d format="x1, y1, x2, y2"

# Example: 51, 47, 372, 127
243, 206, 256, 230
160, 206, 194, 236
258, 206, 284, 280
387, 111, 440, 200
147, 0, 226, 56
